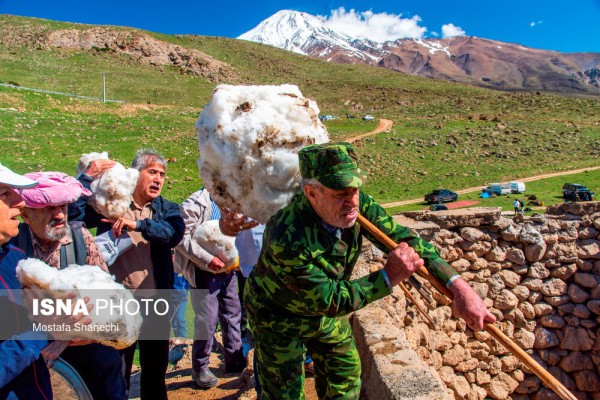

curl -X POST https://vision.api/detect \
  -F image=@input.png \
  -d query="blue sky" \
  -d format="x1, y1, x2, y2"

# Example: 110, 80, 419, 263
1, 0, 598, 53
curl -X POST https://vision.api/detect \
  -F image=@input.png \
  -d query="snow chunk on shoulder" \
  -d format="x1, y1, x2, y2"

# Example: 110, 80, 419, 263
90, 162, 139, 219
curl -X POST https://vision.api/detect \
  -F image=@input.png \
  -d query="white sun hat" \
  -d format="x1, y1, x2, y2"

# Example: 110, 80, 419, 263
0, 163, 39, 189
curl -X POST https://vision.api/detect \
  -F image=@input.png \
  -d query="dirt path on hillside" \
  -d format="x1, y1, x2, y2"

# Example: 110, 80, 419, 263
381, 166, 600, 208
347, 119, 393, 143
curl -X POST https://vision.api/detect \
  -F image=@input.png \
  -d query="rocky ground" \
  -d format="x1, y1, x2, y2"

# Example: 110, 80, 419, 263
127, 334, 318, 400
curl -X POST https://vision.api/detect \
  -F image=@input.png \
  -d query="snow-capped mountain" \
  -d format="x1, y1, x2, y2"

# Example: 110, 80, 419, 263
239, 10, 600, 95
239, 10, 383, 63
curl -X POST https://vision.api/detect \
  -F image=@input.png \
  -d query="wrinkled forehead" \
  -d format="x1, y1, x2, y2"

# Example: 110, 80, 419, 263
143, 162, 166, 173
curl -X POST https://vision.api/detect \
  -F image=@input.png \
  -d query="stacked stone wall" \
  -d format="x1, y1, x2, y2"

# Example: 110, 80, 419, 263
354, 204, 600, 400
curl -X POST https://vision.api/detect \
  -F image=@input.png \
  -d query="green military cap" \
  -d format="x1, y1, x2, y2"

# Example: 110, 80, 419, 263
298, 142, 366, 190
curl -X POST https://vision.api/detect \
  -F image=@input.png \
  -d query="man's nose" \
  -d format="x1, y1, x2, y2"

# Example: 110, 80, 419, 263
345, 189, 359, 206
52, 207, 66, 220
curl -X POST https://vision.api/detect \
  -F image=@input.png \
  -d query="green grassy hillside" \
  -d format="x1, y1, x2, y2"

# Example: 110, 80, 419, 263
1, 15, 598, 207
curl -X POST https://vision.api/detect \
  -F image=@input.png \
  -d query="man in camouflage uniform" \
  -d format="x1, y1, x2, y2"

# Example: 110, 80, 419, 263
245, 142, 495, 399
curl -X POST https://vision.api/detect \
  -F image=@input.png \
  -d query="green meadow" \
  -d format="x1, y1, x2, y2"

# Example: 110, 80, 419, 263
1, 15, 599, 210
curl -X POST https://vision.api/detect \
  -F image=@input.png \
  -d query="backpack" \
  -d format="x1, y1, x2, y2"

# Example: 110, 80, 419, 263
15, 221, 88, 269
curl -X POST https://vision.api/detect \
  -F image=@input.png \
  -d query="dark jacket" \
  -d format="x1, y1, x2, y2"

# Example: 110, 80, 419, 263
68, 174, 185, 289
11, 222, 88, 269
0, 243, 52, 399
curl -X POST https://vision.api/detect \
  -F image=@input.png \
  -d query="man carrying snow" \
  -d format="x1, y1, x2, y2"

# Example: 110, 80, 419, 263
174, 187, 257, 388
12, 171, 126, 400
69, 148, 185, 400
245, 142, 496, 399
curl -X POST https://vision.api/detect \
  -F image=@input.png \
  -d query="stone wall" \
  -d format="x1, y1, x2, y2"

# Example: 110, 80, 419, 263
353, 204, 600, 400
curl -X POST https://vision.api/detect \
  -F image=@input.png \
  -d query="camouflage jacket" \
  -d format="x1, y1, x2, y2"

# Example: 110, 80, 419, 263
245, 190, 458, 336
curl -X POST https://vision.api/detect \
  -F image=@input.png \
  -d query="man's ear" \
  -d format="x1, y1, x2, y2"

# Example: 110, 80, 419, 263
303, 184, 317, 202
20, 208, 32, 224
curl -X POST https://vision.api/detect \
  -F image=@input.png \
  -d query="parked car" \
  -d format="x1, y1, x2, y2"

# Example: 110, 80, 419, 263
319, 115, 337, 121
363, 115, 374, 121
424, 189, 458, 204
482, 183, 512, 196
562, 183, 595, 202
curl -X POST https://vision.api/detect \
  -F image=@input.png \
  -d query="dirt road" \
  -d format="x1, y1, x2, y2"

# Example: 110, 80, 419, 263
380, 166, 600, 209
345, 119, 599, 209
347, 119, 393, 143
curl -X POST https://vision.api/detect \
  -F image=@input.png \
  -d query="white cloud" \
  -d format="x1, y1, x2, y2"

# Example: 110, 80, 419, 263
441, 23, 465, 38
322, 7, 427, 42
530, 20, 543, 27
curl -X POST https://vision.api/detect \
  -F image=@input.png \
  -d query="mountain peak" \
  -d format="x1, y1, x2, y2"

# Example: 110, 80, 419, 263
238, 9, 380, 62
238, 10, 600, 95
238, 9, 331, 55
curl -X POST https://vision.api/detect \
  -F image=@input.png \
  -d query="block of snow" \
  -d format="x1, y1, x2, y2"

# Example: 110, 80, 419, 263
196, 84, 329, 223
16, 258, 142, 349
90, 163, 139, 220
76, 151, 109, 177
77, 152, 139, 219
192, 220, 238, 272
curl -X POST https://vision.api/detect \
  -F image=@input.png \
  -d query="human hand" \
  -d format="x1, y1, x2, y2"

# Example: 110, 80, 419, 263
85, 159, 117, 179
69, 340, 97, 346
218, 206, 259, 236
450, 278, 496, 331
384, 242, 424, 287
102, 217, 137, 237
208, 256, 226, 272
41, 340, 70, 368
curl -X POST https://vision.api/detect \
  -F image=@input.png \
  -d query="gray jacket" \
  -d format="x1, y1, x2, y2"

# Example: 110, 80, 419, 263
173, 188, 217, 286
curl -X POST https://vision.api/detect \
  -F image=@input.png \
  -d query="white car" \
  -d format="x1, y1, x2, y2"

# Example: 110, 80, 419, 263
363, 115, 374, 121
319, 115, 336, 121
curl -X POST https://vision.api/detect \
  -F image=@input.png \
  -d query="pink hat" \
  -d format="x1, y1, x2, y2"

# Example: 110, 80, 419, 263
20, 172, 92, 208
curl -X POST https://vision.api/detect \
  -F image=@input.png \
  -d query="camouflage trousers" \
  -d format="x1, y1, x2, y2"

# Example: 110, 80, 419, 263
252, 315, 361, 400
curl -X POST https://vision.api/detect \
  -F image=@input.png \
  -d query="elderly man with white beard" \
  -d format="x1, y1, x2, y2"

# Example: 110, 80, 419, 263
69, 148, 185, 400
12, 171, 127, 400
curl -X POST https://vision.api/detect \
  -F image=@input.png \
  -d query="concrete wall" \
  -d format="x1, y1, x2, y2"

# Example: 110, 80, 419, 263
353, 204, 600, 400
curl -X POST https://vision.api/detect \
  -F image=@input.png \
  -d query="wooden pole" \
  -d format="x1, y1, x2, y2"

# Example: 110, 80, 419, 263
398, 282, 435, 326
357, 214, 577, 400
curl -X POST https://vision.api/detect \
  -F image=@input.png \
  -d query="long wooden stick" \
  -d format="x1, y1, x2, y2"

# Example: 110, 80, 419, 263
398, 282, 435, 326
357, 214, 577, 400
